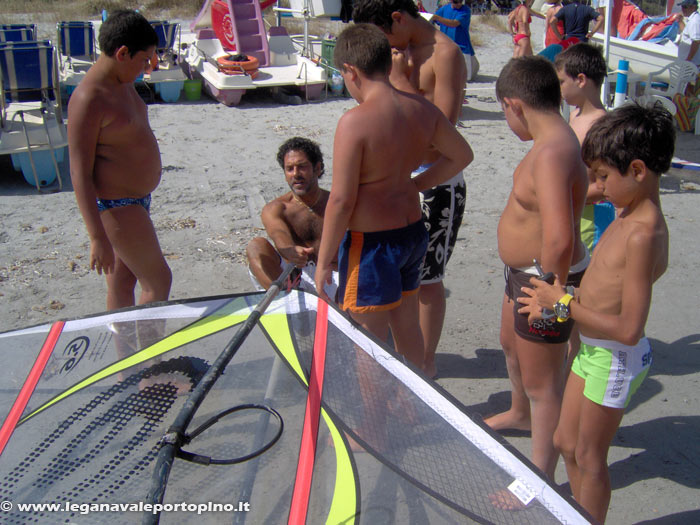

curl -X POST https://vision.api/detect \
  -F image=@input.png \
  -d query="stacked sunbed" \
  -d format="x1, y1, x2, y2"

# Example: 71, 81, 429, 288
0, 24, 66, 190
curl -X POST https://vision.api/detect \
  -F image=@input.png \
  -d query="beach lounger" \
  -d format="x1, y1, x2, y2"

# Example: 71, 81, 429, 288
0, 24, 36, 43
55, 21, 96, 95
56, 21, 96, 69
0, 40, 66, 190
146, 21, 186, 102
150, 20, 181, 64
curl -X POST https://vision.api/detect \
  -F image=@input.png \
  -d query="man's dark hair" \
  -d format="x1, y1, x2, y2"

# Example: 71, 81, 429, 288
277, 137, 325, 178
582, 103, 675, 176
554, 43, 607, 88
495, 56, 561, 112
334, 24, 392, 77
352, 0, 419, 31
99, 10, 158, 57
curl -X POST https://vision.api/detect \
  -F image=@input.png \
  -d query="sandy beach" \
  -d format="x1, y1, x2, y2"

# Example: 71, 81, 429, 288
1, 13, 699, 524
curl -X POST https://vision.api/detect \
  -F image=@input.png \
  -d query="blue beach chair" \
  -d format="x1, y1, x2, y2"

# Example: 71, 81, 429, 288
0, 40, 66, 190
0, 24, 36, 43
147, 21, 185, 103
56, 21, 96, 67
150, 20, 181, 64
56, 21, 96, 97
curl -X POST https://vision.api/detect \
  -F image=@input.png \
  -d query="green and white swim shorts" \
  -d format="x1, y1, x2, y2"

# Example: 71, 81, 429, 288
573, 335, 652, 409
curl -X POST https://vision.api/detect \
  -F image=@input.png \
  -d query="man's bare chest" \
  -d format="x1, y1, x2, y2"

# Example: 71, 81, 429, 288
287, 211, 323, 244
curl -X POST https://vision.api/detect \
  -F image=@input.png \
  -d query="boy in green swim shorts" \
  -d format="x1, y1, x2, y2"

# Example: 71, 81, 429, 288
554, 43, 613, 252
519, 103, 674, 523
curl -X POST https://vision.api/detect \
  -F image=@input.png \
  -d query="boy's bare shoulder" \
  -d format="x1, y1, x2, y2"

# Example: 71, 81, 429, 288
433, 30, 463, 59
339, 99, 380, 124
626, 210, 668, 248
68, 75, 112, 116
534, 128, 581, 164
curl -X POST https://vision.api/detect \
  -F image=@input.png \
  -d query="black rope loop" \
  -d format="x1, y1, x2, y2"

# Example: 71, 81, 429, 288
176, 404, 283, 465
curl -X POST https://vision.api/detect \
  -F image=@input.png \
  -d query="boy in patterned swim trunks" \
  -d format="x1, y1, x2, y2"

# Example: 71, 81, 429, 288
520, 104, 673, 523
315, 24, 473, 370
69, 10, 171, 312
353, 0, 470, 378
485, 56, 589, 484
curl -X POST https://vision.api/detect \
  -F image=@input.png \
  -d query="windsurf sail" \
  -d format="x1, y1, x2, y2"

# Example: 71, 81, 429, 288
0, 288, 593, 524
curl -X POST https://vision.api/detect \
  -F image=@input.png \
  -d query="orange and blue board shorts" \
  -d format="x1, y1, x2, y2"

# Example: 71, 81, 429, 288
338, 220, 428, 313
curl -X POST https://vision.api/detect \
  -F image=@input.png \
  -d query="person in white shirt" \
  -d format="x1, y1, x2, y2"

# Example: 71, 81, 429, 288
678, 0, 700, 66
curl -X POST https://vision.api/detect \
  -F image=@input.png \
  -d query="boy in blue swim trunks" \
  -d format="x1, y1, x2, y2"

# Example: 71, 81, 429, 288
315, 24, 473, 370
353, 0, 470, 378
520, 103, 673, 522
69, 10, 171, 312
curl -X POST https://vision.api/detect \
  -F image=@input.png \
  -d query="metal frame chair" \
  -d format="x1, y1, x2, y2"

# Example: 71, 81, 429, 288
0, 24, 36, 43
0, 40, 66, 191
56, 21, 96, 70
149, 20, 181, 65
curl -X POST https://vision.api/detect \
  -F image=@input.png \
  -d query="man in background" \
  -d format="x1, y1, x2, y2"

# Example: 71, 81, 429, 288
431, 0, 480, 81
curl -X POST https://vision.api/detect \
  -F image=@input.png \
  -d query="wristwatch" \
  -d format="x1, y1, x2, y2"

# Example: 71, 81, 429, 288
554, 286, 575, 323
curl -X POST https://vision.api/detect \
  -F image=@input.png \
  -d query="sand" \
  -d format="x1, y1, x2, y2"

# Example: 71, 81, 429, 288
1, 13, 699, 524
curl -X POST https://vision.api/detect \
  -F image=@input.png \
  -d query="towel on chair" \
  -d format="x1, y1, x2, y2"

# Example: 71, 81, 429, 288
672, 93, 700, 132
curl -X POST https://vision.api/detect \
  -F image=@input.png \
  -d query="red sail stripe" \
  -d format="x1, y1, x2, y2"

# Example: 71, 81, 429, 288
288, 299, 329, 524
0, 321, 65, 456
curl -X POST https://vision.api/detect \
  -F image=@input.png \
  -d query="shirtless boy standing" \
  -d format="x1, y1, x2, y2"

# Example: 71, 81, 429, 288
246, 137, 337, 297
352, 0, 468, 378
555, 43, 611, 369
315, 24, 473, 370
521, 103, 673, 522
485, 56, 588, 480
69, 10, 171, 311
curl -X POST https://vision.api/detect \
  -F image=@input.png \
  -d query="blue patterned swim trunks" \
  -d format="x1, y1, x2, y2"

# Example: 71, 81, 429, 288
96, 194, 151, 213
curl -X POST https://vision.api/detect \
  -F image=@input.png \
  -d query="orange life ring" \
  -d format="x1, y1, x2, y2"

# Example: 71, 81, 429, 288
217, 54, 259, 79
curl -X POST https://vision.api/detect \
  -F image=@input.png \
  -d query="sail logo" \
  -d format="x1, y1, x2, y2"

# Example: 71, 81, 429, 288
59, 336, 89, 375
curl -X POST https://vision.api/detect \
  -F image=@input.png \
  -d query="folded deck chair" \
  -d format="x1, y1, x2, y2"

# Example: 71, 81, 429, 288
56, 21, 96, 70
0, 40, 66, 190
149, 20, 181, 66
0, 24, 36, 43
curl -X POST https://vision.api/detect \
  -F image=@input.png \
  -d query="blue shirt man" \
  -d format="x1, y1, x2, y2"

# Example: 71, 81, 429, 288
432, 0, 479, 80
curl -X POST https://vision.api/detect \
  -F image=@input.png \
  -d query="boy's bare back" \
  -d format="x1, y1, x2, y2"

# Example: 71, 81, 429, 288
498, 119, 588, 270
69, 62, 161, 200
334, 88, 446, 233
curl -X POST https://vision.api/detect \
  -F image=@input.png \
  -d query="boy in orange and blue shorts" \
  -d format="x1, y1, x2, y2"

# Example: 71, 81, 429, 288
315, 24, 473, 370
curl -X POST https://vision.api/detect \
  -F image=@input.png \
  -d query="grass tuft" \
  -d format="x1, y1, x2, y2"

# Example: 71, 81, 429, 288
473, 12, 508, 33
0, 0, 205, 21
